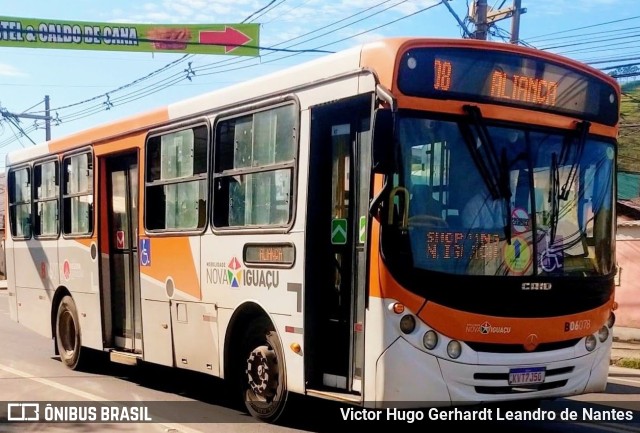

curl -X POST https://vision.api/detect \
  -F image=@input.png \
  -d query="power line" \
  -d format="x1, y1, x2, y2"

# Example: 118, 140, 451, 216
29, 54, 192, 114
538, 32, 640, 52
523, 15, 640, 42
261, 0, 314, 25
25, 0, 405, 122
193, 0, 406, 74
44, 0, 393, 123
244, 0, 286, 23
194, 1, 440, 79
243, 0, 279, 23
587, 55, 640, 66
4, 1, 640, 152
29, 0, 414, 128
4, 117, 33, 147
530, 26, 640, 46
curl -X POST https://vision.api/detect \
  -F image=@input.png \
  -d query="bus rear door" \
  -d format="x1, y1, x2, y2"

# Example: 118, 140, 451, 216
101, 152, 142, 357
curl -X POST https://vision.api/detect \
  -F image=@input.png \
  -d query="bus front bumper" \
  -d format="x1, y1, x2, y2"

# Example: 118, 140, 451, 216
374, 336, 611, 407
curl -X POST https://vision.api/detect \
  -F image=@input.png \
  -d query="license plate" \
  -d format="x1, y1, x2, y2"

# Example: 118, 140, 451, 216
508, 367, 546, 385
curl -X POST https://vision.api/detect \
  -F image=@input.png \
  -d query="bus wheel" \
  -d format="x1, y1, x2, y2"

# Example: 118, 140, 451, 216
242, 318, 288, 423
55, 295, 83, 370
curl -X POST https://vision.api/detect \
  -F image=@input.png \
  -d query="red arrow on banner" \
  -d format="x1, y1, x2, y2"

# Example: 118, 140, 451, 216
199, 27, 252, 53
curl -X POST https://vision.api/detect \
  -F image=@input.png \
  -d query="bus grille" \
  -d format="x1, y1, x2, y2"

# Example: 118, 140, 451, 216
475, 379, 568, 394
466, 339, 580, 353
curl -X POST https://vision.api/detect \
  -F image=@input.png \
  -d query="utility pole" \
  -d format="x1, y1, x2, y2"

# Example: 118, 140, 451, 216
470, 0, 527, 44
0, 95, 52, 142
44, 95, 51, 141
510, 0, 523, 44
472, 0, 489, 40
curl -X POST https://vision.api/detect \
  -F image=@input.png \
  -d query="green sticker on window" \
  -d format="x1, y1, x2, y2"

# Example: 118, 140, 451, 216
331, 219, 347, 245
359, 216, 366, 243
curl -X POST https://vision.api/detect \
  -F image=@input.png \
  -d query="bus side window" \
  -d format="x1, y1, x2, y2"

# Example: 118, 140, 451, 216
228, 176, 245, 226
145, 125, 208, 232
34, 160, 60, 238
62, 152, 93, 236
213, 103, 297, 229
8, 167, 33, 239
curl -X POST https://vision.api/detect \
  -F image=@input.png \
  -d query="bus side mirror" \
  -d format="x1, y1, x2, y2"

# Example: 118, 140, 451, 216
372, 109, 394, 173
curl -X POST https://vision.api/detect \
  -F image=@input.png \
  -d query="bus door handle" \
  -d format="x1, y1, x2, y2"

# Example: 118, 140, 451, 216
387, 186, 409, 231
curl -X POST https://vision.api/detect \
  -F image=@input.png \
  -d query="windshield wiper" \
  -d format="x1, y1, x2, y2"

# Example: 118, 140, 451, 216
547, 121, 589, 247
460, 105, 502, 200
461, 105, 513, 241
500, 148, 513, 244
549, 152, 560, 244
559, 121, 590, 200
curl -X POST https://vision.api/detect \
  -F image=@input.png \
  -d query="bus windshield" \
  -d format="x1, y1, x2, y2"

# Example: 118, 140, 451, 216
382, 112, 615, 278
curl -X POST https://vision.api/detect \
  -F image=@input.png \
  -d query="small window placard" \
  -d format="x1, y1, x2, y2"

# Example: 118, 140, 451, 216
243, 243, 295, 268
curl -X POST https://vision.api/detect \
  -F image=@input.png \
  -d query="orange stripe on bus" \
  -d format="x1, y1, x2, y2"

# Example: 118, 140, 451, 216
92, 133, 145, 156
368, 173, 426, 314
419, 299, 613, 346
48, 108, 168, 154
74, 238, 95, 248
377, 252, 426, 315
368, 174, 384, 299
392, 97, 617, 138
140, 237, 201, 300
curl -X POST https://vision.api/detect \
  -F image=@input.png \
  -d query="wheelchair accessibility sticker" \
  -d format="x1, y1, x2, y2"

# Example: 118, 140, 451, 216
539, 235, 564, 273
140, 239, 151, 266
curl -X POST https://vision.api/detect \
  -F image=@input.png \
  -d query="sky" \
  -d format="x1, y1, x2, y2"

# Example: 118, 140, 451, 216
0, 0, 638, 170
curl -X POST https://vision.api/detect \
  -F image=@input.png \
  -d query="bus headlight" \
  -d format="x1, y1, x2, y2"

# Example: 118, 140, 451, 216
585, 335, 597, 352
598, 326, 609, 343
447, 340, 462, 359
423, 330, 438, 350
400, 315, 416, 334
607, 312, 615, 329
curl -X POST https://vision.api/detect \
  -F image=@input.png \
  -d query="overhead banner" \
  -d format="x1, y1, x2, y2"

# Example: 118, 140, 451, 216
0, 16, 260, 56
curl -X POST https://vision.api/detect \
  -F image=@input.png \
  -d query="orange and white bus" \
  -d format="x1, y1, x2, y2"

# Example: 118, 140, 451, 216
4, 37, 619, 422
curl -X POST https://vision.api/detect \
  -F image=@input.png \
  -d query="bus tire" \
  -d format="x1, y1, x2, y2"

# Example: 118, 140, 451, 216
55, 295, 83, 370
241, 317, 288, 423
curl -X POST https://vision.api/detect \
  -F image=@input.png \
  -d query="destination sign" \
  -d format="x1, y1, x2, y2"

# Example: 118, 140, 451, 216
398, 47, 618, 126
244, 243, 295, 267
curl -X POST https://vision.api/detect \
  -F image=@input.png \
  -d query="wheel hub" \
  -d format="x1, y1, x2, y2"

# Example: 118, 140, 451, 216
246, 345, 278, 399
60, 310, 77, 354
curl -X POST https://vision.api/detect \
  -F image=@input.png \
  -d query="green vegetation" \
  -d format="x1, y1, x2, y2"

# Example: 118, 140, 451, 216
619, 81, 640, 173
614, 358, 640, 369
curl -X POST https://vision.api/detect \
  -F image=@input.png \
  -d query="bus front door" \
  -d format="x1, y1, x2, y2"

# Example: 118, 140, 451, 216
104, 153, 142, 353
306, 94, 372, 397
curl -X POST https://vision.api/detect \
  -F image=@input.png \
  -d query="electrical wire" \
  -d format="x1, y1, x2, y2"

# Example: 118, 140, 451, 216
524, 15, 640, 42
242, 0, 279, 23
4, 1, 640, 151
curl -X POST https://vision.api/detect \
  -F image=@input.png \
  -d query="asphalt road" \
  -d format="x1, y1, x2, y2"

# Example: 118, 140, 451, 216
2, 291, 640, 433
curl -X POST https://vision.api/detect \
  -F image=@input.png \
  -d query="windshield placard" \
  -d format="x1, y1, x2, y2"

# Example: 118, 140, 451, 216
426, 231, 500, 261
